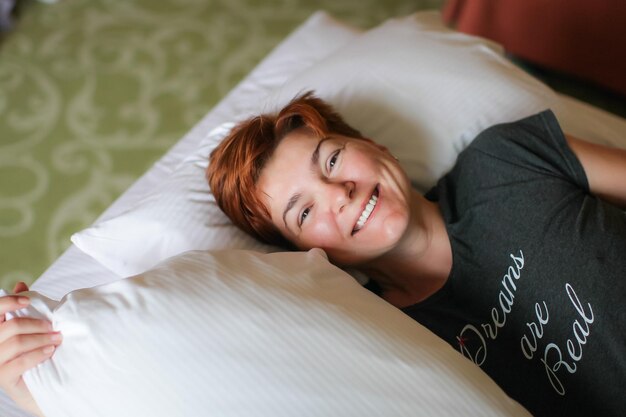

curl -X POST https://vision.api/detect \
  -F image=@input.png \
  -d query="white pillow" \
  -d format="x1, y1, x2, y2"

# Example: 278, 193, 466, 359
263, 11, 560, 191
78, 12, 626, 282
72, 11, 564, 278
6, 249, 530, 417
71, 123, 279, 277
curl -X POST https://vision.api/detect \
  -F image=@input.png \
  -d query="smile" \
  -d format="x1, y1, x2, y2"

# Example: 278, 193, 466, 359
352, 186, 379, 234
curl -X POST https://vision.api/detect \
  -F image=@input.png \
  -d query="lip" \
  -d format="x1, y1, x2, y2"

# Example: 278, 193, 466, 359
352, 185, 380, 235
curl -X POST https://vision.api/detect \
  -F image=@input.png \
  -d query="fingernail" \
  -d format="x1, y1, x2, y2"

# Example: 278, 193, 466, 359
17, 297, 29, 305
50, 333, 62, 342
43, 345, 55, 354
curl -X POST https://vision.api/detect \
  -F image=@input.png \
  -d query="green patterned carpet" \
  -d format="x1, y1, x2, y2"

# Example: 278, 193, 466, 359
0, 0, 445, 288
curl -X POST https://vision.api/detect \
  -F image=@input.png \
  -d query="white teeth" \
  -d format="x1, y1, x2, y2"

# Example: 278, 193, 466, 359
355, 194, 378, 231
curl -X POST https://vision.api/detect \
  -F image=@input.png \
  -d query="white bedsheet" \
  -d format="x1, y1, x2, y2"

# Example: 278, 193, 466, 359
2, 10, 626, 417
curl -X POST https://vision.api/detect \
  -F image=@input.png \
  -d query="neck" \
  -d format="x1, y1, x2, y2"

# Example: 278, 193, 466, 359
361, 190, 452, 307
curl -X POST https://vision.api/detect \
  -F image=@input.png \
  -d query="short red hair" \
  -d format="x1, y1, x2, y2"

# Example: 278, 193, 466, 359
207, 91, 364, 247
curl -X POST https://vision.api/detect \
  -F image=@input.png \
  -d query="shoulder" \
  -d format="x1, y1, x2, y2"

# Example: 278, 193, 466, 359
457, 110, 586, 188
435, 110, 588, 207
467, 109, 562, 156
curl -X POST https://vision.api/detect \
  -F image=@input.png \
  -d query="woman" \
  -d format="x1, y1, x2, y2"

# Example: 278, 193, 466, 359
207, 92, 626, 416
1, 91, 624, 416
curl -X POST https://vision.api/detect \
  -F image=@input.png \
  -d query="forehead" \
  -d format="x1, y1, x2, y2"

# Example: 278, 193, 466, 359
258, 128, 319, 189
273, 128, 321, 160
256, 129, 322, 219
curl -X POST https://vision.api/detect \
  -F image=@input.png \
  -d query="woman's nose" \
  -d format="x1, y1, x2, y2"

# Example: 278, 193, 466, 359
325, 181, 354, 213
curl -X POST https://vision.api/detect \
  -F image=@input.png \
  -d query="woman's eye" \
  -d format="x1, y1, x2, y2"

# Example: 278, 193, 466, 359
299, 207, 310, 226
328, 149, 341, 172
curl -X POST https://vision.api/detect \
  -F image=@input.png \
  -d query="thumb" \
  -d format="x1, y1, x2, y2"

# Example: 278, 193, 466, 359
12, 281, 29, 294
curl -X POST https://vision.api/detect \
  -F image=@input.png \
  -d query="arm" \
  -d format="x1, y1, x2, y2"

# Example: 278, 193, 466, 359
566, 134, 626, 209
0, 282, 62, 417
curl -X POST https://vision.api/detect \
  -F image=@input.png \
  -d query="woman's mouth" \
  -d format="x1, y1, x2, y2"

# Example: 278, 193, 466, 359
352, 186, 379, 235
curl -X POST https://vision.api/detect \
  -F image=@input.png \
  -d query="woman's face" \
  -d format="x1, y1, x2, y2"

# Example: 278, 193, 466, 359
256, 127, 413, 266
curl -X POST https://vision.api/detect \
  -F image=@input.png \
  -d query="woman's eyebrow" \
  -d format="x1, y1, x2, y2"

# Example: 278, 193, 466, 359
311, 136, 331, 166
282, 136, 332, 229
282, 192, 301, 230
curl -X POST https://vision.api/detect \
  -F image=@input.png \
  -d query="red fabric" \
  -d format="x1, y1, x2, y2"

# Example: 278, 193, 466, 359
442, 0, 626, 96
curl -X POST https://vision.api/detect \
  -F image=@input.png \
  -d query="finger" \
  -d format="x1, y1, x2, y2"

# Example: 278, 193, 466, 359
12, 282, 29, 294
0, 318, 53, 345
0, 345, 56, 389
0, 332, 62, 365
0, 296, 30, 321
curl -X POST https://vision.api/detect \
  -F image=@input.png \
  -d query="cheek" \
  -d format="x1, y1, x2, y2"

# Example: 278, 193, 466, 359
343, 156, 378, 176
380, 210, 409, 242
368, 189, 410, 244
299, 219, 341, 250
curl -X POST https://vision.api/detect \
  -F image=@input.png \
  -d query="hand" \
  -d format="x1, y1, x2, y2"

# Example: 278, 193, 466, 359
0, 282, 62, 417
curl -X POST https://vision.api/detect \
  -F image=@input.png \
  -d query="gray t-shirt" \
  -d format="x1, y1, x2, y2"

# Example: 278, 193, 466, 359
403, 110, 626, 417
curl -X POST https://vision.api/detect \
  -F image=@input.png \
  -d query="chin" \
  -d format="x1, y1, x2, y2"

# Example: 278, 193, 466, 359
327, 245, 387, 268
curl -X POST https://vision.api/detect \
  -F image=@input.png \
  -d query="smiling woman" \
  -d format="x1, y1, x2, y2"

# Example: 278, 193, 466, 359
208, 92, 439, 269
207, 91, 626, 417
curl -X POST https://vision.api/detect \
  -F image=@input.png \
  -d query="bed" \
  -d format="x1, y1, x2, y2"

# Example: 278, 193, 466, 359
2, 10, 626, 417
